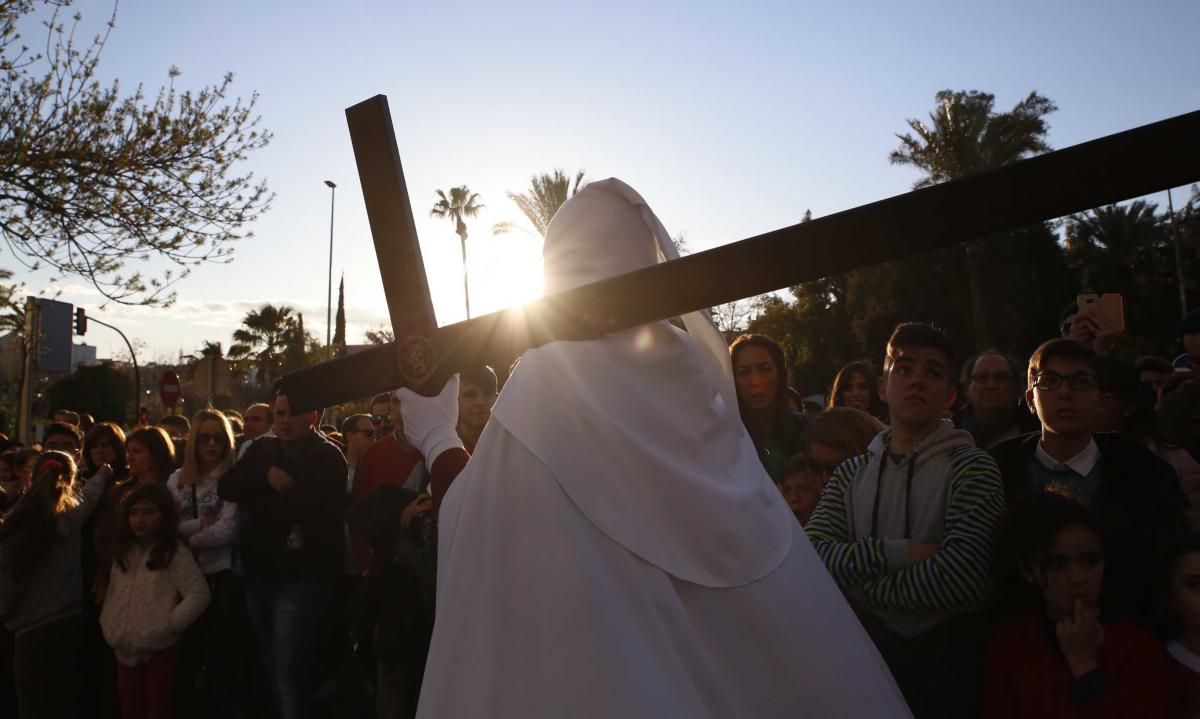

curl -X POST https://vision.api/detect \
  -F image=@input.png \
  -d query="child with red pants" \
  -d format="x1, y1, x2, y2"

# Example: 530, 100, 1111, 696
101, 484, 209, 719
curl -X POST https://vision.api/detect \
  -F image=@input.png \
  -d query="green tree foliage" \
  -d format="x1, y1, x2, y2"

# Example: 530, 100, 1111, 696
364, 325, 393, 345
430, 186, 483, 318
1065, 201, 1195, 357
0, 0, 272, 306
333, 275, 346, 355
45, 362, 131, 424
495, 169, 587, 238
746, 219, 1071, 396
890, 90, 1057, 348
0, 268, 23, 335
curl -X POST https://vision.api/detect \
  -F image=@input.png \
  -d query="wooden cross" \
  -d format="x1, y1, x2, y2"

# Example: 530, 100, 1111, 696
279, 95, 1200, 413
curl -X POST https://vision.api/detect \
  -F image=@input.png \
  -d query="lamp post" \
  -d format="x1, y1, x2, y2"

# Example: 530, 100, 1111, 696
324, 180, 337, 350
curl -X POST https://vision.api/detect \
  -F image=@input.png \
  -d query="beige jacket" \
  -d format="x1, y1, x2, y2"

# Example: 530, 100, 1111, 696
100, 541, 210, 666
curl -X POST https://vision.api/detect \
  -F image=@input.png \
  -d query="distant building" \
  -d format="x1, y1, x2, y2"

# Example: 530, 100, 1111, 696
72, 343, 98, 368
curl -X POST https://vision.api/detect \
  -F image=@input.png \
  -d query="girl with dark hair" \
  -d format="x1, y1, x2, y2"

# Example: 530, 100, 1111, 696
729, 334, 807, 483
983, 493, 1167, 718
0, 451, 109, 718
84, 422, 129, 481
94, 427, 176, 603
101, 483, 209, 719
1164, 535, 1200, 718
828, 360, 887, 420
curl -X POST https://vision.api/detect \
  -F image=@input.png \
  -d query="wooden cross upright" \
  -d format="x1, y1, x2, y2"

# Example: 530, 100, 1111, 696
279, 95, 1200, 413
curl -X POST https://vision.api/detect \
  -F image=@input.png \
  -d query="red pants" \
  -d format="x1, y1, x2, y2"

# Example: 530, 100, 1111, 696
115, 644, 179, 719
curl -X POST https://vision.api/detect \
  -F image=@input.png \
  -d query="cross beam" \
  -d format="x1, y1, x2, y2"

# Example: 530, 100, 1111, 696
281, 95, 1200, 413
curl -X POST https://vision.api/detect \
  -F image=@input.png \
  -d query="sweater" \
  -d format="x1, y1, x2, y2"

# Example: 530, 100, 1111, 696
218, 431, 347, 583
0, 470, 106, 635
167, 468, 238, 575
350, 434, 427, 570
991, 432, 1185, 621
806, 420, 1006, 637
99, 541, 210, 666
983, 610, 1168, 719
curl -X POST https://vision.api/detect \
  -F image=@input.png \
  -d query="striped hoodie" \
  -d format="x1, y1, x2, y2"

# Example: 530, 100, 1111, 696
806, 420, 1005, 638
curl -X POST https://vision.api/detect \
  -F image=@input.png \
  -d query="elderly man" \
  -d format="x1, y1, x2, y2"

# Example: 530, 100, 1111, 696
402, 179, 908, 717
954, 350, 1038, 449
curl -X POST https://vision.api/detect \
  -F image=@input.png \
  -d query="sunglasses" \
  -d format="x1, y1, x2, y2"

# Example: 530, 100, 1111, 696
352, 427, 376, 438
370, 415, 390, 425
195, 432, 225, 446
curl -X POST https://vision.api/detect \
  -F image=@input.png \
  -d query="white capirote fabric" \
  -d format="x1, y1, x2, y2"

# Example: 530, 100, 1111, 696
417, 179, 910, 717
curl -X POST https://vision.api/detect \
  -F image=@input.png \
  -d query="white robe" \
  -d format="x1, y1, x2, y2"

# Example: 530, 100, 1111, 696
419, 423, 909, 717
417, 179, 909, 717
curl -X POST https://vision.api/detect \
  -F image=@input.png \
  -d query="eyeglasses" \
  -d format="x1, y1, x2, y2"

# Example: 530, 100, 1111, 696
970, 372, 1014, 385
195, 432, 224, 446
1033, 371, 1100, 392
370, 415, 389, 425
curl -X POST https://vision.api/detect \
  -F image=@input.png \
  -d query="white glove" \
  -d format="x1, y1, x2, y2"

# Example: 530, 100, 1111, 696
394, 375, 464, 464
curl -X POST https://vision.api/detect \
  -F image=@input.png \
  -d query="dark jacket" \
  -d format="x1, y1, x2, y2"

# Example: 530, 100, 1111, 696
218, 431, 347, 583
747, 409, 808, 484
953, 404, 1041, 451
990, 432, 1185, 621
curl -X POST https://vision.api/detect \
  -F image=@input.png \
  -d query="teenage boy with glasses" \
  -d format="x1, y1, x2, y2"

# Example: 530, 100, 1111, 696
991, 338, 1185, 622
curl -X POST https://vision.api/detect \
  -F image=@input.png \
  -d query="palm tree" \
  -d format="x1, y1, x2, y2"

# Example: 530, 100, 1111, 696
1065, 201, 1166, 299
430, 186, 484, 318
495, 169, 587, 238
890, 90, 1056, 349
228, 304, 296, 388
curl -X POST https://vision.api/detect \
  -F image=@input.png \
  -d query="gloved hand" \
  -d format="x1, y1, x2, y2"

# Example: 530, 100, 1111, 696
394, 375, 464, 464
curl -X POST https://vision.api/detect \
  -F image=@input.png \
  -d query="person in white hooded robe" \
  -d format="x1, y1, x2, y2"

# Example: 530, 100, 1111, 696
397, 178, 910, 718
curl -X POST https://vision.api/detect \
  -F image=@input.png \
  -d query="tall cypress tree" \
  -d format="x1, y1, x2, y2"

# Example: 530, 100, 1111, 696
333, 275, 347, 356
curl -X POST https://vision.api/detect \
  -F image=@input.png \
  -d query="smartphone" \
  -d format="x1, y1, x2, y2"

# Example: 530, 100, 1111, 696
1076, 293, 1126, 335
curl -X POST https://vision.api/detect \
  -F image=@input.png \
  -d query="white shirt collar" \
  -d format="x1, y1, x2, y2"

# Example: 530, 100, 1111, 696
1034, 437, 1100, 476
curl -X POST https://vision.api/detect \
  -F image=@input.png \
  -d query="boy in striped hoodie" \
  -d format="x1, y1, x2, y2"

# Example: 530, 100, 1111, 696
807, 323, 1006, 718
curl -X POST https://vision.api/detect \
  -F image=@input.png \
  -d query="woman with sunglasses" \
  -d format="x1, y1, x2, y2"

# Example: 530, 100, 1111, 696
166, 409, 245, 714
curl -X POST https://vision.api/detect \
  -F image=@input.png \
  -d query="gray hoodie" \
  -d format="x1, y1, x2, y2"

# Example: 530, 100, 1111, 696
808, 420, 1006, 638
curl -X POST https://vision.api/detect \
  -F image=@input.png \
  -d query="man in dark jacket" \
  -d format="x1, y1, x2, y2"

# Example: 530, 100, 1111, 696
219, 385, 346, 719
990, 338, 1184, 622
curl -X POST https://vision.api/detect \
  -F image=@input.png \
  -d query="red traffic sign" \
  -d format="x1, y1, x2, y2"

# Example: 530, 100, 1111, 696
159, 370, 181, 407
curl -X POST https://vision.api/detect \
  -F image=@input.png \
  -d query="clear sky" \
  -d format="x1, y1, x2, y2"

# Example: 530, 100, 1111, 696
13, 0, 1200, 362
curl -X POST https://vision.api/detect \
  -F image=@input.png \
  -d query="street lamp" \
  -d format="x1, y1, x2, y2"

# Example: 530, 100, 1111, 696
324, 180, 337, 350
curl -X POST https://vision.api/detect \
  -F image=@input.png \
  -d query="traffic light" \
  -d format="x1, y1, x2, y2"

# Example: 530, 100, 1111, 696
74, 307, 87, 335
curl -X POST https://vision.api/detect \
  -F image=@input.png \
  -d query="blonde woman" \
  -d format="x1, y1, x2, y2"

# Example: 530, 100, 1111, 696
166, 409, 245, 712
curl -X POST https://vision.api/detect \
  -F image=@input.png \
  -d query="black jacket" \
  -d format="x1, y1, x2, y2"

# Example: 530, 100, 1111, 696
218, 431, 347, 583
990, 432, 1185, 621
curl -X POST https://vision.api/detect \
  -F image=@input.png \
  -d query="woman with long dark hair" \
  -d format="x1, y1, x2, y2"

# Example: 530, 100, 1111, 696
729, 334, 807, 483
828, 361, 887, 421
